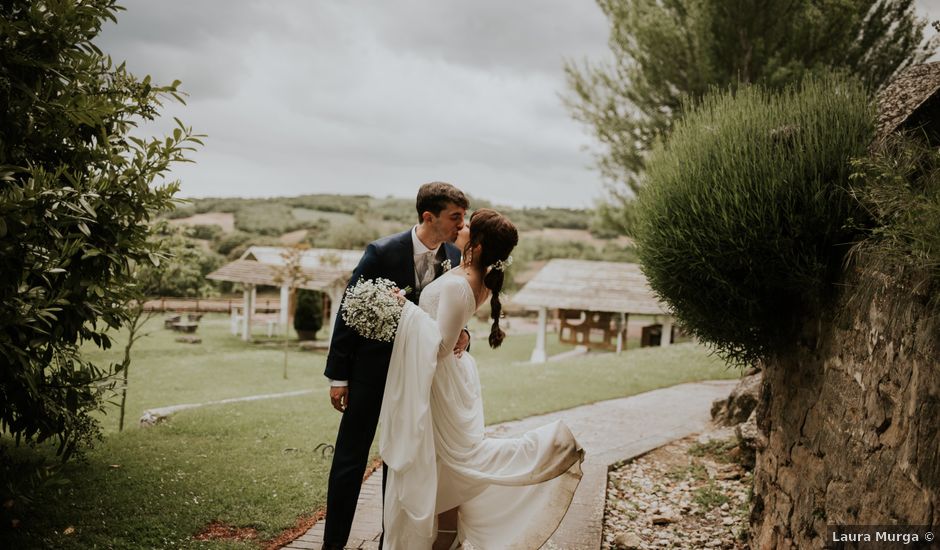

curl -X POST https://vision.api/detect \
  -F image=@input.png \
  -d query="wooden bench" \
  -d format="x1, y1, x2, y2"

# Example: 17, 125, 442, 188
169, 320, 199, 333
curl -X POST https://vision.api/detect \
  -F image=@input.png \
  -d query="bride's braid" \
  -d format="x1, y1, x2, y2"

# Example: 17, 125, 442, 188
463, 209, 518, 348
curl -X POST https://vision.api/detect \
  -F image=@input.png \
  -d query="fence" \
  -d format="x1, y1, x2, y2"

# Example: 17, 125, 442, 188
142, 298, 281, 314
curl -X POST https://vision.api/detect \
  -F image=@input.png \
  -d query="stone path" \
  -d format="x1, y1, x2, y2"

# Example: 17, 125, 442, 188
283, 380, 737, 550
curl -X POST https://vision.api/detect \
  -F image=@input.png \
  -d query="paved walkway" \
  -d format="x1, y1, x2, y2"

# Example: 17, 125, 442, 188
283, 379, 737, 550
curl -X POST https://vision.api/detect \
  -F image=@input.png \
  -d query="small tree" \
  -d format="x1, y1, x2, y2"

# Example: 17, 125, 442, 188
0, 0, 202, 459
566, 0, 938, 233
116, 229, 217, 431
294, 289, 324, 340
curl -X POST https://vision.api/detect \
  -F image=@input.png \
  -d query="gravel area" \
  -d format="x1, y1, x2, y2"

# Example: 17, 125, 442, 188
602, 425, 751, 550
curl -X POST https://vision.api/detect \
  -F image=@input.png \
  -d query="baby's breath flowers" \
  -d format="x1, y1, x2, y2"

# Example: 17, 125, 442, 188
341, 278, 406, 342
440, 258, 453, 272
490, 256, 513, 272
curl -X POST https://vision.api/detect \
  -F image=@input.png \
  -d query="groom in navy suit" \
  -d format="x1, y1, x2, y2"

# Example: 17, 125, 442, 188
321, 182, 470, 550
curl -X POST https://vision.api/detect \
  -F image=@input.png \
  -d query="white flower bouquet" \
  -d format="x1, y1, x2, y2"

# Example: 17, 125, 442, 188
340, 278, 407, 342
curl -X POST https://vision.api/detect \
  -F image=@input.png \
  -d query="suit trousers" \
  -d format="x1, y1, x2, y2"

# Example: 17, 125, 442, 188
323, 377, 386, 547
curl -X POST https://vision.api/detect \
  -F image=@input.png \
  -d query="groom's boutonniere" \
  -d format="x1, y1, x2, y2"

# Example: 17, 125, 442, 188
441, 259, 453, 272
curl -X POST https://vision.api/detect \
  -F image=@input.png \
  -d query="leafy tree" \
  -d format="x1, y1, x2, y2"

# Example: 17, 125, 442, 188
137, 228, 223, 297
0, 0, 201, 459
566, 0, 938, 233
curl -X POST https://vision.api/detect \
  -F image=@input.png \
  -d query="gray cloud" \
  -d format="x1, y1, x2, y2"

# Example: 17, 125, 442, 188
94, 1, 939, 208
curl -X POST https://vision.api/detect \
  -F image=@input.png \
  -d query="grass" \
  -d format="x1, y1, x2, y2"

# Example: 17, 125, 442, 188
693, 482, 731, 510
3, 314, 738, 549
688, 439, 739, 464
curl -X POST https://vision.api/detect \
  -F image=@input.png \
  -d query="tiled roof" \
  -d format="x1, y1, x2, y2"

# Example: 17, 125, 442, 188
511, 259, 669, 315
207, 246, 363, 290
877, 61, 940, 138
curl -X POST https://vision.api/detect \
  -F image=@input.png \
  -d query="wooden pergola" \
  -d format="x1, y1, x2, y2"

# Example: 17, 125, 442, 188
511, 259, 674, 363
206, 246, 362, 340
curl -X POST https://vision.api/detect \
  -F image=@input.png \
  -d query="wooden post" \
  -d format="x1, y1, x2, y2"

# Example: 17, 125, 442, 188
530, 307, 547, 363
242, 285, 255, 341
616, 311, 626, 354
661, 318, 673, 346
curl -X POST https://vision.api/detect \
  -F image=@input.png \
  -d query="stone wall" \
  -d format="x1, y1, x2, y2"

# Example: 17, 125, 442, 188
750, 264, 940, 548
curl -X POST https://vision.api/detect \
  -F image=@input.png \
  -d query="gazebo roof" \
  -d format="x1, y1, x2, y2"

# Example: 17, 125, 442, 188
240, 246, 362, 272
511, 259, 669, 316
207, 246, 363, 291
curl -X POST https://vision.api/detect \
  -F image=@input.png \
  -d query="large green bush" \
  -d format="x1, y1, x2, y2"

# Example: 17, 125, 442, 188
635, 75, 874, 366
0, 0, 200, 459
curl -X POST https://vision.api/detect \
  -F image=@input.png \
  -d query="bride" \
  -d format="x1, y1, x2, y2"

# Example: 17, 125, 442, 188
379, 208, 584, 550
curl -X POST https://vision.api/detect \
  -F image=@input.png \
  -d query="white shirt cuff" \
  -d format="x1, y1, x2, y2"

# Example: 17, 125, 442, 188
329, 379, 348, 387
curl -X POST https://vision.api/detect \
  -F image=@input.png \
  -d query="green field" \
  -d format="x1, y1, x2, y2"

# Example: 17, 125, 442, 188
3, 314, 739, 549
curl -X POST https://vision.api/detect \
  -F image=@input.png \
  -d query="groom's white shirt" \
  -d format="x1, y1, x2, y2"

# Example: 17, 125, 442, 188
329, 226, 440, 388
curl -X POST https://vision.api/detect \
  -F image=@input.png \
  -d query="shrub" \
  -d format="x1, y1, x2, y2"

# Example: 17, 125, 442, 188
215, 231, 255, 257
294, 289, 324, 339
320, 220, 380, 250
635, 75, 874, 366
183, 223, 224, 241
848, 132, 940, 307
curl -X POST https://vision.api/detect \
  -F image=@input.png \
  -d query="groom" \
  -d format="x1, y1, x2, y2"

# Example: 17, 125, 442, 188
321, 182, 470, 550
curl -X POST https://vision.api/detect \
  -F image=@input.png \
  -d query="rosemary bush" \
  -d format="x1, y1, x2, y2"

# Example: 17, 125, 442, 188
635, 75, 874, 366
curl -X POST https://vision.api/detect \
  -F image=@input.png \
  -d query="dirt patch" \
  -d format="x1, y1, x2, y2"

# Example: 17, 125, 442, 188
193, 522, 259, 543
169, 212, 235, 232
279, 229, 308, 245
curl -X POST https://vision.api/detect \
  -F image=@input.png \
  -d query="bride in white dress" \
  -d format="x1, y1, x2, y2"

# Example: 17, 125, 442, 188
379, 209, 584, 550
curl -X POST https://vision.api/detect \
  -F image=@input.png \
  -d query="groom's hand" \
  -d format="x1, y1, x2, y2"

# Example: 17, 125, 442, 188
330, 386, 348, 412
454, 329, 470, 358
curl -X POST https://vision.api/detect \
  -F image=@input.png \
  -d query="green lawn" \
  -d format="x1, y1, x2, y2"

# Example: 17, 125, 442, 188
3, 314, 739, 549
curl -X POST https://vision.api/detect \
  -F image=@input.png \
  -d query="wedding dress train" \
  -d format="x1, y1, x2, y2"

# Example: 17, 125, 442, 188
379, 273, 584, 550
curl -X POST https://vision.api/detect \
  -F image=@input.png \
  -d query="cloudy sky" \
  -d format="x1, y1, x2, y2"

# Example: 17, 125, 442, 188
96, 1, 940, 208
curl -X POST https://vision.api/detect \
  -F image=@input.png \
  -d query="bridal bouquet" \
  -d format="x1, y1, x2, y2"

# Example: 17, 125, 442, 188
341, 278, 407, 342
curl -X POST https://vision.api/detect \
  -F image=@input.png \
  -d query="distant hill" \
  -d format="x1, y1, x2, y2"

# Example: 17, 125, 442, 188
165, 193, 596, 236
164, 194, 637, 291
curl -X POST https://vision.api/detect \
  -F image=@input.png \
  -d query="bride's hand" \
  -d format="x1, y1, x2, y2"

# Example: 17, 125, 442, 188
453, 328, 470, 358
389, 287, 407, 305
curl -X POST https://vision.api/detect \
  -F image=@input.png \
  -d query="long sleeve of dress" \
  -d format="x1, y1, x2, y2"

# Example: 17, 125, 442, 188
434, 277, 472, 364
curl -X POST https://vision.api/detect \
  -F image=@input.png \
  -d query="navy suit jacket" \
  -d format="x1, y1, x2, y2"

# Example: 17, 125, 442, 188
324, 229, 462, 386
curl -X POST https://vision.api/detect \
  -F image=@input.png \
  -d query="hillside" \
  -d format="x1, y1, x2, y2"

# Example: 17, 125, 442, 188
162, 193, 638, 293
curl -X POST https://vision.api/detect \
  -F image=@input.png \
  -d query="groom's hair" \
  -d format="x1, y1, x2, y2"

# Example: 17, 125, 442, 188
416, 182, 469, 222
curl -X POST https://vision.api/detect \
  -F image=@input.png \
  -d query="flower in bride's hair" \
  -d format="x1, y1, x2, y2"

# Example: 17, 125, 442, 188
341, 278, 405, 342
441, 259, 453, 272
490, 256, 513, 272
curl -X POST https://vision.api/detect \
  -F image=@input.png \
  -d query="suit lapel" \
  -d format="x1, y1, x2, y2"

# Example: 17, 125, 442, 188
433, 246, 448, 278
396, 231, 419, 304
